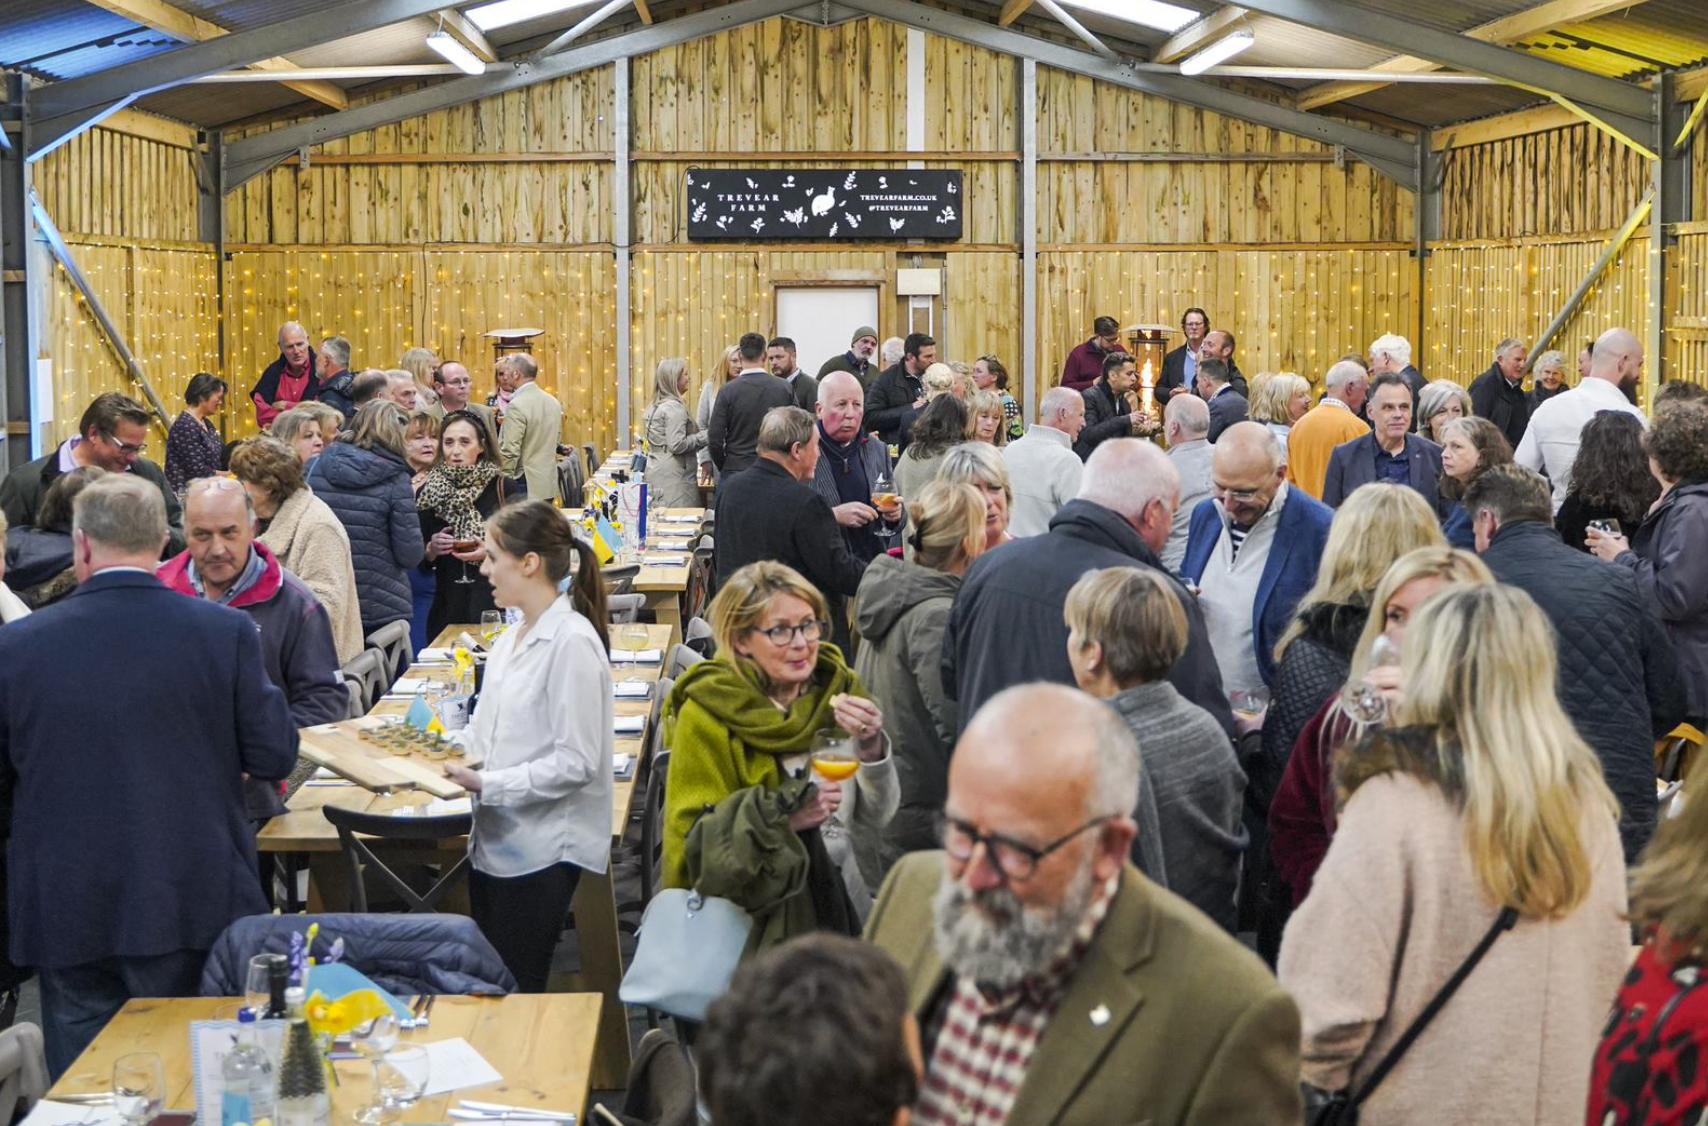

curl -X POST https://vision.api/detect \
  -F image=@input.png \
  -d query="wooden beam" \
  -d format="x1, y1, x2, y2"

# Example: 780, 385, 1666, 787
434, 8, 497, 61
1294, 0, 1643, 111
998, 0, 1033, 28
1153, 6, 1248, 65
1430, 102, 1579, 148
96, 106, 197, 149
632, 0, 654, 24
83, 0, 348, 109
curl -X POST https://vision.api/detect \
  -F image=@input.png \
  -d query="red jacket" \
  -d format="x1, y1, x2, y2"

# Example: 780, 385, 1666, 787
1060, 337, 1126, 393
1587, 939, 1708, 1125
1267, 694, 1358, 905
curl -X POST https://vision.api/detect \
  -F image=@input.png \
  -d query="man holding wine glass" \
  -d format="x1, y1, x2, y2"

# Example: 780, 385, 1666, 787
810, 371, 904, 563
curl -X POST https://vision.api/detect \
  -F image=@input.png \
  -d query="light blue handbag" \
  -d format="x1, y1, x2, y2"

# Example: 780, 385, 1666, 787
619, 889, 754, 1020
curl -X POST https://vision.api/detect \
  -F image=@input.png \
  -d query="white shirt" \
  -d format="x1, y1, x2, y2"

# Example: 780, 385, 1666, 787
467, 595, 614, 877
1002, 425, 1084, 538
1514, 378, 1646, 512
0, 582, 30, 624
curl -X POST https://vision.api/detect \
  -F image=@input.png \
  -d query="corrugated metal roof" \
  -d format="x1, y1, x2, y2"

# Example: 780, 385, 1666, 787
0, 0, 177, 80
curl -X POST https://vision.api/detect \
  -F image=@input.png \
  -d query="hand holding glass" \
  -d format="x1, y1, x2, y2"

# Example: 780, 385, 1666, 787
871, 473, 900, 538
1341, 634, 1401, 725
810, 728, 858, 840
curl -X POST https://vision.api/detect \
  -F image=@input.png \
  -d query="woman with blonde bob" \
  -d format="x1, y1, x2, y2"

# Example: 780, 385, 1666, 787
1248, 372, 1313, 453
1065, 565, 1239, 928
1588, 750, 1708, 1122
936, 441, 1013, 552
641, 358, 706, 508
662, 561, 897, 931
1269, 546, 1493, 905
1281, 583, 1627, 1125
853, 481, 986, 867
965, 389, 1009, 447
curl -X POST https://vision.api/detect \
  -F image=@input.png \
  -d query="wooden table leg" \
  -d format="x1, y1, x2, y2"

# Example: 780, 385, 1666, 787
558, 867, 631, 1089
645, 593, 683, 652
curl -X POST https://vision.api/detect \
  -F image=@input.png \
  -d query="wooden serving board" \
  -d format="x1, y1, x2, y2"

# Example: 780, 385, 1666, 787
298, 719, 466, 799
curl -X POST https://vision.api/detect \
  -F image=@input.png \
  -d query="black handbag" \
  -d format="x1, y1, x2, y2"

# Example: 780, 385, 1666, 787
1306, 906, 1519, 1126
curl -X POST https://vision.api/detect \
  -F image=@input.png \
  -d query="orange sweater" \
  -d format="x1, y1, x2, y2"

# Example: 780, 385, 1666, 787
1287, 403, 1369, 499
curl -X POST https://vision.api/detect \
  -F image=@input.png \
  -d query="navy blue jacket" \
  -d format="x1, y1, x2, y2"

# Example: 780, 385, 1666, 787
944, 499, 1234, 736
0, 570, 297, 968
1179, 488, 1334, 688
1321, 432, 1448, 519
202, 913, 516, 998
305, 441, 425, 632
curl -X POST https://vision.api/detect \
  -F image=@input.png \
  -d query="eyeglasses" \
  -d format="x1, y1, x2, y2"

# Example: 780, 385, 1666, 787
102, 431, 147, 456
936, 814, 1111, 882
1213, 484, 1264, 503
751, 620, 829, 646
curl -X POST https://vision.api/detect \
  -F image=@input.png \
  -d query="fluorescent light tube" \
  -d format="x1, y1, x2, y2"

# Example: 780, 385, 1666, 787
465, 0, 590, 32
426, 30, 486, 74
1061, 0, 1199, 32
1180, 30, 1255, 75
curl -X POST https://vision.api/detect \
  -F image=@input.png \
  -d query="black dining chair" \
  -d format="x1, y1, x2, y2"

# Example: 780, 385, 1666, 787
322, 805, 474, 914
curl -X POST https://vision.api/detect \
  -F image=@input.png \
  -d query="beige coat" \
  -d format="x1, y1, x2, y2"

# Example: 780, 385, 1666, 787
260, 487, 365, 663
498, 380, 563, 505
641, 397, 706, 509
1279, 772, 1628, 1125
868, 855, 1303, 1126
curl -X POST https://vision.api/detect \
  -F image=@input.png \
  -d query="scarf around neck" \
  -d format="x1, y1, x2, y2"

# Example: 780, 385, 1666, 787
418, 461, 501, 540
667, 645, 859, 757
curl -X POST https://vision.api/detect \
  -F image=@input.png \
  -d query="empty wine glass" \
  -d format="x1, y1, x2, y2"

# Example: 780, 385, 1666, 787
1340, 634, 1402, 725
113, 1052, 165, 1126
373, 1046, 430, 1124
351, 1013, 401, 1126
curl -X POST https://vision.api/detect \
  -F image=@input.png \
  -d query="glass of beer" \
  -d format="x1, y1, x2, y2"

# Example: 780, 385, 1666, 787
810, 728, 859, 840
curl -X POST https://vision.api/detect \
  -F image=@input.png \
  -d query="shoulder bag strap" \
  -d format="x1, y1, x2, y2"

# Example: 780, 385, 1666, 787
1350, 906, 1519, 1108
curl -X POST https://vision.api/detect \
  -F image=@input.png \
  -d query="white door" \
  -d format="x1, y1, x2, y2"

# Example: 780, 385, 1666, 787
775, 286, 881, 378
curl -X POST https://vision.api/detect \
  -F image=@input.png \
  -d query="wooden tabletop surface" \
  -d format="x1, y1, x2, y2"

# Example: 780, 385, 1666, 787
46, 994, 602, 1122
257, 620, 672, 853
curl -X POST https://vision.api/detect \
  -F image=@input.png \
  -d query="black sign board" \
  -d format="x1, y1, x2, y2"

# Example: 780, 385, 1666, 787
686, 168, 963, 240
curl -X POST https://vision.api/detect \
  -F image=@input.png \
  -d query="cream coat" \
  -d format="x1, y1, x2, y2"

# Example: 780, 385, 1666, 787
259, 487, 365, 663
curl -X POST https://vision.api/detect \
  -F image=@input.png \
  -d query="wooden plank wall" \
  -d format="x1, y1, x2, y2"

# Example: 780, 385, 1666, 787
34, 123, 201, 243
43, 237, 220, 446
1440, 122, 1649, 241
1670, 224, 1708, 386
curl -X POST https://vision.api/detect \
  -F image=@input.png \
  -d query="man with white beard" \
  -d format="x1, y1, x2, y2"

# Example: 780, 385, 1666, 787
866, 684, 1300, 1126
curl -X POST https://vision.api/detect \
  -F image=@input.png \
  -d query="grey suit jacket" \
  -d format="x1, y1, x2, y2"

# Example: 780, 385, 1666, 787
866, 855, 1302, 1126
1321, 431, 1447, 517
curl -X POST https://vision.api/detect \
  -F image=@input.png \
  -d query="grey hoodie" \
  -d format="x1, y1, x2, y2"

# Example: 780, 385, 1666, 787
854, 553, 962, 861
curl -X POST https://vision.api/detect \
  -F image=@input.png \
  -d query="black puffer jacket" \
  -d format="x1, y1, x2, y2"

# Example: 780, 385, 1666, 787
305, 441, 425, 633
1482, 521, 1686, 862
1258, 600, 1368, 812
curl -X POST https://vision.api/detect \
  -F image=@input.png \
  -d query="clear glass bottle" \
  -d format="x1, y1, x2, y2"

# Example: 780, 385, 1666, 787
275, 987, 330, 1126
220, 1009, 277, 1126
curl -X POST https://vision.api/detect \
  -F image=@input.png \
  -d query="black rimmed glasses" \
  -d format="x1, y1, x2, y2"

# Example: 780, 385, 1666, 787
936, 814, 1111, 883
752, 619, 829, 646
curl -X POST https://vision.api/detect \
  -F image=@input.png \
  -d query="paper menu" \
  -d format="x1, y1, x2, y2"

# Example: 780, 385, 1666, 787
190, 1018, 287, 1122
20, 1102, 120, 1126
420, 1037, 503, 1096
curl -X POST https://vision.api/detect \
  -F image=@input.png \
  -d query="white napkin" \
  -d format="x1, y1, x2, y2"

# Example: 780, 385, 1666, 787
613, 682, 652, 699
654, 539, 694, 550
610, 649, 663, 664
417, 648, 455, 664
642, 554, 688, 566
613, 714, 646, 734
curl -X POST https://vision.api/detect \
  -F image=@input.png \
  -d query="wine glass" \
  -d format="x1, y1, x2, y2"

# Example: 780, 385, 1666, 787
1229, 687, 1270, 722
113, 1052, 165, 1126
373, 1046, 430, 1123
871, 472, 901, 541
451, 536, 481, 585
1340, 634, 1402, 726
350, 1013, 401, 1126
809, 728, 859, 841
480, 610, 505, 649
616, 623, 651, 655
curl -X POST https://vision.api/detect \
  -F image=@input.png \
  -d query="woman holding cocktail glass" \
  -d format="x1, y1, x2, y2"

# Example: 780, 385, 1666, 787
662, 561, 897, 926
417, 409, 526, 638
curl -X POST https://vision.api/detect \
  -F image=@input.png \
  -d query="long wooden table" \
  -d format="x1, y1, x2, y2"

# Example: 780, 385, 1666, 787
589, 453, 703, 649
258, 620, 674, 1088
47, 994, 601, 1122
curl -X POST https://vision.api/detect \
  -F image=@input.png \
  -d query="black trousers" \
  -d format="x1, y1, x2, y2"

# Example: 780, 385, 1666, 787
469, 862, 582, 993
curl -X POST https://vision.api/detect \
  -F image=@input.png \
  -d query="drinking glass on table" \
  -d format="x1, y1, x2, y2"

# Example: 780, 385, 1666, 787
243, 953, 274, 1018
373, 1046, 429, 1124
809, 728, 859, 841
113, 1052, 165, 1126
351, 1013, 402, 1126
871, 472, 901, 541
480, 610, 505, 649
1341, 634, 1401, 726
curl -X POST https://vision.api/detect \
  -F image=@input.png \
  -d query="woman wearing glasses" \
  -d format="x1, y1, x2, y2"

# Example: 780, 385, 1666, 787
661, 561, 897, 930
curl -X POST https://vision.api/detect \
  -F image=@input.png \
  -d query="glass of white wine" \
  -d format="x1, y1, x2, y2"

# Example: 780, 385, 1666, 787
480, 610, 505, 649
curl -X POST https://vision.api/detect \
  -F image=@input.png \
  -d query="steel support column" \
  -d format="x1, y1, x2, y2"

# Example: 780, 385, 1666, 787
1020, 59, 1037, 423
1414, 129, 1440, 370
0, 75, 33, 473
198, 131, 227, 422
1651, 70, 1688, 396
614, 58, 632, 446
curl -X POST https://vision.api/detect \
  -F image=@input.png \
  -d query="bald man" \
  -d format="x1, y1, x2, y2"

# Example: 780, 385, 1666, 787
946, 438, 1233, 734
1515, 326, 1647, 512
811, 370, 902, 564
866, 684, 1301, 1126
251, 321, 322, 428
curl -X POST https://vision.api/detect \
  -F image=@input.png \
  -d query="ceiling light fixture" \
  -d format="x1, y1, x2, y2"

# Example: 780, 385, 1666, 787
426, 29, 486, 74
1179, 29, 1255, 75
464, 0, 593, 32
1060, 0, 1198, 33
